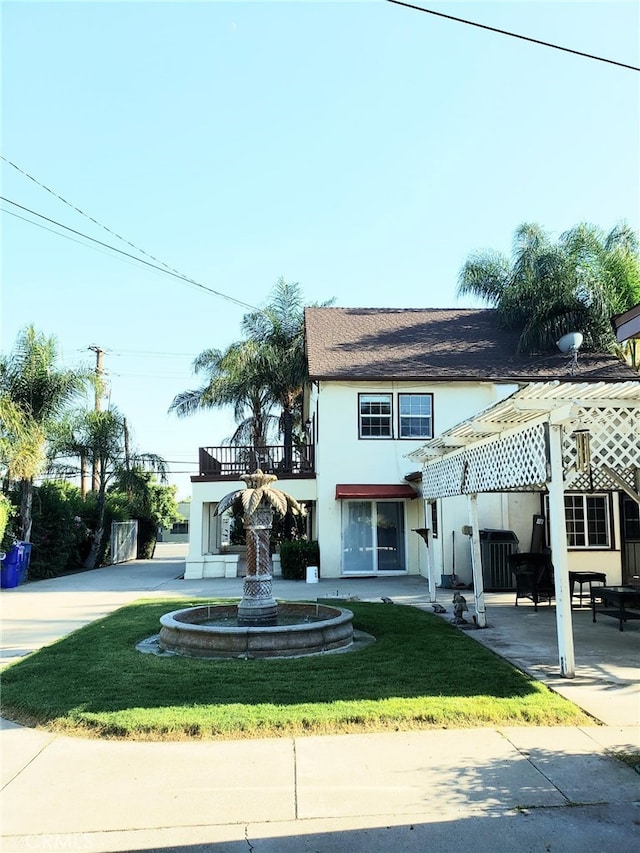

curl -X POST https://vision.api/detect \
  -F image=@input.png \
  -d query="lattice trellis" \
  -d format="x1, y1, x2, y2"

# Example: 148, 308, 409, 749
563, 406, 640, 492
422, 423, 548, 499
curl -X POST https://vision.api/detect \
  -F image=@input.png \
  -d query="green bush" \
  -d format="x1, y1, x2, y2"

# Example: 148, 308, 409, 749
136, 516, 158, 559
29, 482, 87, 579
279, 540, 320, 580
0, 493, 18, 553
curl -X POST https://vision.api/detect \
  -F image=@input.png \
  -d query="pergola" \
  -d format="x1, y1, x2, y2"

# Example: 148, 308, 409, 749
409, 380, 640, 677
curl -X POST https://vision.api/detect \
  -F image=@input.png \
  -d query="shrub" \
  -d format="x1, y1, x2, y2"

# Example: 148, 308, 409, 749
279, 540, 320, 580
0, 493, 18, 553
136, 516, 158, 559
29, 481, 87, 578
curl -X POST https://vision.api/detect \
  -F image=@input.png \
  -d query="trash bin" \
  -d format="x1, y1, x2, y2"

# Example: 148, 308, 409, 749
1, 545, 22, 589
305, 565, 319, 584
17, 542, 32, 584
479, 530, 519, 590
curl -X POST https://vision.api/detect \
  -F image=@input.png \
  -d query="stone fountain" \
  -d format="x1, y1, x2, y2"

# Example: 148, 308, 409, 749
157, 471, 354, 658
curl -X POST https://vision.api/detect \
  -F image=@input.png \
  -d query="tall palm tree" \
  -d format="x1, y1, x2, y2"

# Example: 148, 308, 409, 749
170, 279, 333, 471
0, 326, 88, 541
457, 222, 640, 357
242, 279, 308, 471
169, 339, 279, 456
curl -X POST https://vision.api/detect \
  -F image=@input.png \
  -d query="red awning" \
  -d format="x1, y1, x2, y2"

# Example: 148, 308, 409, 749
335, 484, 418, 500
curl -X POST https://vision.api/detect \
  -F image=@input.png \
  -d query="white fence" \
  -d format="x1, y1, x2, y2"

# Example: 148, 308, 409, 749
110, 520, 138, 564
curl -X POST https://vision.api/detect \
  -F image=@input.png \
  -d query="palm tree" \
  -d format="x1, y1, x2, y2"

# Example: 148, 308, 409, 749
169, 340, 279, 460
457, 222, 640, 357
241, 279, 306, 471
171, 279, 333, 471
0, 326, 88, 541
242, 278, 334, 471
0, 396, 46, 485
54, 409, 167, 568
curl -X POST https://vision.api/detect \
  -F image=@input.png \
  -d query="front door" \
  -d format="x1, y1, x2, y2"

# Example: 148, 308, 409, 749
621, 495, 640, 584
341, 500, 406, 574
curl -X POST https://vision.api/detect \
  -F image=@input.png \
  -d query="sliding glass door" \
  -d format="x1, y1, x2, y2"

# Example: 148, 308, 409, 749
341, 500, 406, 574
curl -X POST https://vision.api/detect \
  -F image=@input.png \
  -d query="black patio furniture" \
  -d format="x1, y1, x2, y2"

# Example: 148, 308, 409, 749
508, 552, 555, 611
569, 571, 607, 607
590, 585, 640, 632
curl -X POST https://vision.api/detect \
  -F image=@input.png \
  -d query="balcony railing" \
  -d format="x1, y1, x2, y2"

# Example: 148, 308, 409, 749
195, 444, 316, 480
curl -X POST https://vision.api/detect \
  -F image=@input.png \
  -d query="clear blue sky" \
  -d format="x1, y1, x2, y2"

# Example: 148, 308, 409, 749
2, 1, 639, 498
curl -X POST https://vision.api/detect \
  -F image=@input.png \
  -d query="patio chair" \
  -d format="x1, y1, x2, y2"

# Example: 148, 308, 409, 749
508, 552, 555, 611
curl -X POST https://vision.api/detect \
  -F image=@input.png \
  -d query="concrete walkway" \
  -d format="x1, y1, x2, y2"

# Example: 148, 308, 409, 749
1, 545, 639, 852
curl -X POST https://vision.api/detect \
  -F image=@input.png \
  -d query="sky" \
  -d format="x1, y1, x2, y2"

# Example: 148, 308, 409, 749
1, 0, 639, 499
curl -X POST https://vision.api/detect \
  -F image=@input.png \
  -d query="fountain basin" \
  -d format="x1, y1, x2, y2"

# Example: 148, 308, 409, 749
158, 602, 354, 659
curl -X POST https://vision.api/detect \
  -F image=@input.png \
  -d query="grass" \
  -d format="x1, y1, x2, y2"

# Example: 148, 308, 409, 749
0, 598, 592, 740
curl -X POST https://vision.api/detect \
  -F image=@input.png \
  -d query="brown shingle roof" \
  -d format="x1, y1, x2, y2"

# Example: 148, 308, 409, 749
304, 307, 638, 382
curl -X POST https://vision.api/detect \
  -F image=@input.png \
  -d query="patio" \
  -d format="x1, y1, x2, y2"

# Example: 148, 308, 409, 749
449, 589, 640, 728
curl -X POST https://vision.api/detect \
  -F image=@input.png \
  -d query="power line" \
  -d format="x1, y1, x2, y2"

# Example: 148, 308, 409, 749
107, 349, 198, 358
0, 195, 259, 311
387, 1, 640, 72
2, 154, 217, 285
2, 207, 149, 269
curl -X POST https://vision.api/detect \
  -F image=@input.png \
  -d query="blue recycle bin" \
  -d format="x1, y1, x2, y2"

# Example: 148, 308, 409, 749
1, 542, 32, 588
1, 545, 22, 589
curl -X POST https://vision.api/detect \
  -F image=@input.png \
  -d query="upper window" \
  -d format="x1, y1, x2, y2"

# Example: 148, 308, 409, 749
359, 393, 392, 438
564, 494, 611, 548
399, 393, 433, 439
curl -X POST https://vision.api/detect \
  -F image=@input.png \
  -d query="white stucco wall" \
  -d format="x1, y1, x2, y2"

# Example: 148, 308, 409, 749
314, 380, 520, 579
185, 478, 317, 579
185, 377, 627, 585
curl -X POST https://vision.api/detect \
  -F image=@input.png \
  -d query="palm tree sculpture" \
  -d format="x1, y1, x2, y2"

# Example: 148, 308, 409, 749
216, 470, 305, 625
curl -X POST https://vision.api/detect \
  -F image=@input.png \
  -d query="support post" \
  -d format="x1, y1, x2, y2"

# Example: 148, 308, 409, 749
468, 493, 487, 627
424, 503, 437, 602
548, 424, 575, 678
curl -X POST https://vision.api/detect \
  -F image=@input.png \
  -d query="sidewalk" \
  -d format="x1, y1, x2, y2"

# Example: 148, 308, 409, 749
1, 545, 639, 852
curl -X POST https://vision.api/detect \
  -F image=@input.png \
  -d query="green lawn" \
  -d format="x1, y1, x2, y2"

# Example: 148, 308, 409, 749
0, 599, 592, 740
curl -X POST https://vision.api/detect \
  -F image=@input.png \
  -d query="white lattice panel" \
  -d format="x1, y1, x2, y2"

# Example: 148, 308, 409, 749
563, 406, 640, 491
421, 453, 465, 499
422, 423, 548, 499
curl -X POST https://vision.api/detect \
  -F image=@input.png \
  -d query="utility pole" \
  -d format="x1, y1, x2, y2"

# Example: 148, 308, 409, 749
88, 345, 104, 412
88, 346, 105, 491
123, 416, 132, 497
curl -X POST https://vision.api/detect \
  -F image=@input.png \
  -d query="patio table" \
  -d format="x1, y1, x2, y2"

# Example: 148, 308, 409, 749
590, 585, 640, 632
569, 570, 606, 606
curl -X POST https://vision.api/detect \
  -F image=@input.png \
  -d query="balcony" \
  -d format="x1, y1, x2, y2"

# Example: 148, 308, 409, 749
193, 445, 316, 481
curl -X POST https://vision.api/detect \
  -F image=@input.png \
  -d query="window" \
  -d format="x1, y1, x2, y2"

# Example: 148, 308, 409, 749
171, 521, 189, 535
359, 393, 392, 438
564, 495, 610, 548
399, 393, 433, 439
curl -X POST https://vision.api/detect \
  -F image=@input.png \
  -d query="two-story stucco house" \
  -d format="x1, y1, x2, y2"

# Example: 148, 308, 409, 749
185, 306, 640, 590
